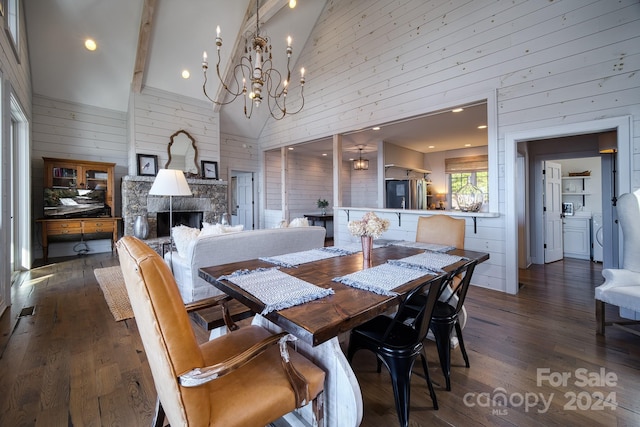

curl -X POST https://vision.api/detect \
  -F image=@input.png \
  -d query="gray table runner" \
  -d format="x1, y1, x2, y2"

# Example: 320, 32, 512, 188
219, 267, 334, 314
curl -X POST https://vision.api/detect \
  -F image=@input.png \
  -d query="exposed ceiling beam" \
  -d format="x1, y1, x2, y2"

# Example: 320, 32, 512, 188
213, 0, 287, 111
131, 0, 157, 93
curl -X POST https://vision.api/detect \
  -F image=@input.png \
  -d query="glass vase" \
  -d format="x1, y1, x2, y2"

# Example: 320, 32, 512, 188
455, 179, 484, 212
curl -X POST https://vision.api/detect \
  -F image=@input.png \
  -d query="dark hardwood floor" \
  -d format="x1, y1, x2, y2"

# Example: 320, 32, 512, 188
1, 253, 639, 426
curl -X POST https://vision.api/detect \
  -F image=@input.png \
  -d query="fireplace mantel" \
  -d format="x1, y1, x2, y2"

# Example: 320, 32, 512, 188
121, 175, 228, 238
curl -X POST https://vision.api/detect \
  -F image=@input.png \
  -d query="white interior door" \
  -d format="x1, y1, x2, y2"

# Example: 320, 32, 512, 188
232, 172, 254, 230
544, 161, 563, 263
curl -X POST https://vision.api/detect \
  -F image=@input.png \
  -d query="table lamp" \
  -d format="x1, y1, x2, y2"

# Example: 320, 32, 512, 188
149, 169, 192, 269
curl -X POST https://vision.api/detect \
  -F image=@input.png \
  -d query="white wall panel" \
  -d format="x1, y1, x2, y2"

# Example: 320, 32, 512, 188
130, 87, 219, 176
257, 0, 639, 293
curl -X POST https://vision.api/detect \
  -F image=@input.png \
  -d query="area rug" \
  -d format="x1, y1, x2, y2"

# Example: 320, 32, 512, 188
94, 266, 134, 321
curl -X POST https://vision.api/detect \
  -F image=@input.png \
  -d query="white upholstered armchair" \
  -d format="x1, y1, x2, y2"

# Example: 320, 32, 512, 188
595, 189, 640, 335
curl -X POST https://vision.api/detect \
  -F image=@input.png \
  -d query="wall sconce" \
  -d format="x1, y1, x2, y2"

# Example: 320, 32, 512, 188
353, 147, 369, 170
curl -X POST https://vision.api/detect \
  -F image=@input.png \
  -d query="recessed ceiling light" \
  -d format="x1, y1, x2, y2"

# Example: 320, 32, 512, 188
289, 0, 296, 8
452, 108, 464, 113
322, 153, 327, 156
477, 125, 487, 129
372, 126, 381, 131
84, 39, 97, 51
181, 69, 190, 79
465, 144, 471, 147
288, 147, 294, 150
428, 145, 435, 149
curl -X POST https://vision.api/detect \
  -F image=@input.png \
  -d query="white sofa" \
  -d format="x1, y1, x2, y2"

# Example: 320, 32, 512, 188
595, 189, 640, 335
165, 226, 327, 304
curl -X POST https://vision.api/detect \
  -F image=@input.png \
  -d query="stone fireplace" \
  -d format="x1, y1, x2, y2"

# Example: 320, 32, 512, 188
121, 175, 228, 239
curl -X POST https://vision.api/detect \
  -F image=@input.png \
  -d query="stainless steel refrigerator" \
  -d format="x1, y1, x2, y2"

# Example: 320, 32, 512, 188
385, 179, 429, 209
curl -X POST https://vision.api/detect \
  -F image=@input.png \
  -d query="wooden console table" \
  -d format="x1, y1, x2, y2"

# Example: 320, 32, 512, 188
37, 217, 121, 262
304, 213, 333, 238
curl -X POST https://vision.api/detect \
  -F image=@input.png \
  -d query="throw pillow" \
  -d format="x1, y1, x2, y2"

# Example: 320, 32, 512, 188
172, 225, 200, 258
200, 222, 226, 237
289, 217, 309, 227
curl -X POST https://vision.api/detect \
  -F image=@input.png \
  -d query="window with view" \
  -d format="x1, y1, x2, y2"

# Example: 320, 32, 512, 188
445, 155, 489, 210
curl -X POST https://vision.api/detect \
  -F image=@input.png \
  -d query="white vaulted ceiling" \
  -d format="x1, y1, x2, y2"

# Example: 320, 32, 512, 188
24, 0, 487, 151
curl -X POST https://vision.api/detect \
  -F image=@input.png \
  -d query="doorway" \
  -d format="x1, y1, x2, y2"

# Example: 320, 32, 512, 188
505, 116, 631, 295
524, 135, 615, 269
1, 94, 30, 316
230, 171, 255, 230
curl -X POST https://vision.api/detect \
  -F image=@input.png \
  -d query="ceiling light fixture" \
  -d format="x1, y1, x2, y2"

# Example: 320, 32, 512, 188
181, 70, 190, 79
353, 147, 369, 171
84, 39, 97, 51
201, 0, 306, 120
452, 108, 464, 113
477, 125, 487, 129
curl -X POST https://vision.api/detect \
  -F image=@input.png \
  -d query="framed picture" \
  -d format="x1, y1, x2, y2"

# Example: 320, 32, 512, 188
201, 160, 218, 179
137, 154, 158, 176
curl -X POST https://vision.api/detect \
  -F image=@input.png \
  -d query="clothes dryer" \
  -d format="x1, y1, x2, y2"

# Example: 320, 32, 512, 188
592, 213, 603, 262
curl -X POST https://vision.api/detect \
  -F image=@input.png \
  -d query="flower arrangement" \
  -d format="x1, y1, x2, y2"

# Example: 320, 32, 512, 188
348, 212, 390, 238
317, 198, 329, 208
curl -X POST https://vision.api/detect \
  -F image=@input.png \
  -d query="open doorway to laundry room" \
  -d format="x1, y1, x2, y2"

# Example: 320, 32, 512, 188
518, 131, 619, 272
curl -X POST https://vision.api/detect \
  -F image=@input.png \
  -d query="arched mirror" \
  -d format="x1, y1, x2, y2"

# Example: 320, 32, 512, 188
166, 130, 199, 177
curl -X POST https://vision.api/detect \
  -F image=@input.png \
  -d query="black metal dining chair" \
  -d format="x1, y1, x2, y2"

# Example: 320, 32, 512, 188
346, 274, 449, 427
429, 259, 477, 391
396, 259, 478, 391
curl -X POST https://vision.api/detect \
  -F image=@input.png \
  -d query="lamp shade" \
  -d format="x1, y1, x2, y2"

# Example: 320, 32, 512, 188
148, 169, 192, 196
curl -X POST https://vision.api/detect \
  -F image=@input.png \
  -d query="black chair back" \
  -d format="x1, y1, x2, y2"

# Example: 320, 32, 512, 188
347, 273, 451, 426
429, 258, 478, 391
379, 274, 450, 348
442, 259, 478, 315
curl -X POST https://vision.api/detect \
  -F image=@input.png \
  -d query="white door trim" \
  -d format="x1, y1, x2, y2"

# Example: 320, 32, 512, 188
505, 116, 631, 295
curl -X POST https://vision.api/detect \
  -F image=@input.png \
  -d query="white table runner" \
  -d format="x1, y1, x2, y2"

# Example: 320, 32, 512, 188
391, 240, 456, 253
219, 267, 334, 314
388, 251, 464, 273
260, 248, 344, 268
333, 263, 431, 296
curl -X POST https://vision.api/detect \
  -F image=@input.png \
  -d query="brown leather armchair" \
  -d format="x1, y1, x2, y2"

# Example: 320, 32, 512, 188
117, 236, 325, 427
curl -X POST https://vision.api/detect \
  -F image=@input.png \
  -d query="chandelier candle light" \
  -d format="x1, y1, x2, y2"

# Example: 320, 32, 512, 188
202, 0, 306, 120
348, 212, 390, 264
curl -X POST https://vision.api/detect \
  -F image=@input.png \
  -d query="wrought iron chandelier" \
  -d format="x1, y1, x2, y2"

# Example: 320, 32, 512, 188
201, 0, 306, 120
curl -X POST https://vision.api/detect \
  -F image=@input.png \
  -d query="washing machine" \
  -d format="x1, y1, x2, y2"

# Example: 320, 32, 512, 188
592, 213, 603, 262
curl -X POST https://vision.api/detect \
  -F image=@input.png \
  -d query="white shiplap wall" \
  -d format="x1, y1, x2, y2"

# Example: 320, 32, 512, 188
30, 95, 128, 258
220, 133, 259, 182
254, 0, 640, 293
30, 87, 222, 259
264, 148, 334, 221
129, 87, 220, 176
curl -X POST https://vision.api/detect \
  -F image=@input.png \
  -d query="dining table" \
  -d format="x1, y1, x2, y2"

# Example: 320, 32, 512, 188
199, 243, 489, 427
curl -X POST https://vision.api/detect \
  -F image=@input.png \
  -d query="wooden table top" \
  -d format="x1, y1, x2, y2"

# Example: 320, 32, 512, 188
199, 246, 489, 346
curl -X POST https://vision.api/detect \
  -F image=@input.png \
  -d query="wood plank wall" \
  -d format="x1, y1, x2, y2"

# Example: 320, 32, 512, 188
30, 95, 128, 259
129, 87, 220, 177
30, 88, 221, 258
256, 0, 640, 292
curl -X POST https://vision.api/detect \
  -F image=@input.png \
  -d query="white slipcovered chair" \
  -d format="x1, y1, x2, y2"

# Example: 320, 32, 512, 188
595, 189, 640, 335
